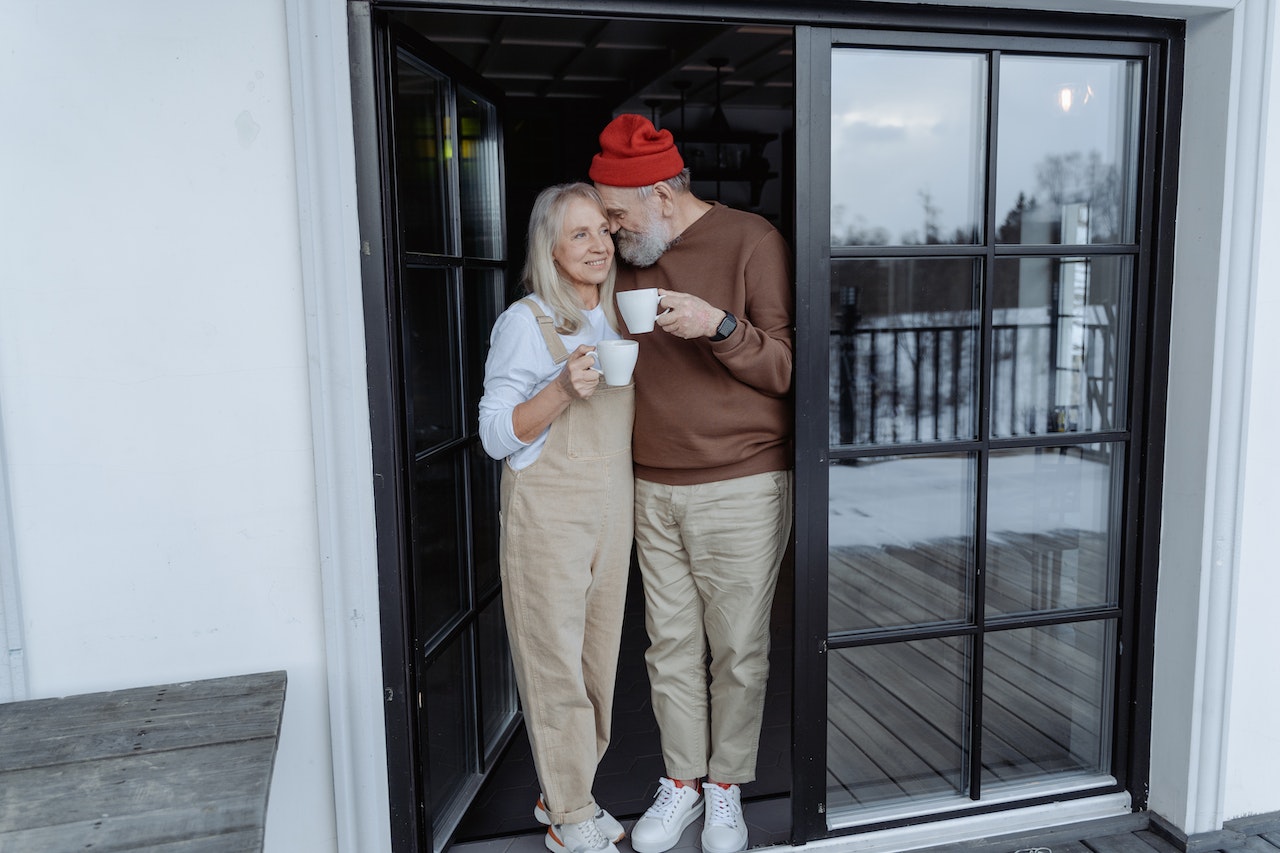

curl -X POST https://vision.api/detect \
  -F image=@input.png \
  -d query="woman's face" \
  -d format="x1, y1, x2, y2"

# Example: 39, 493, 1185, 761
552, 196, 614, 290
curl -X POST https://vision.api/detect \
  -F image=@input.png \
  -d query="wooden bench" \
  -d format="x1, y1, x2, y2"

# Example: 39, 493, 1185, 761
0, 670, 287, 852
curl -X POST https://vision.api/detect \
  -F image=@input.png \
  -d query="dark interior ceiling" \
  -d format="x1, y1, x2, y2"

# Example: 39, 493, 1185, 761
393, 12, 795, 126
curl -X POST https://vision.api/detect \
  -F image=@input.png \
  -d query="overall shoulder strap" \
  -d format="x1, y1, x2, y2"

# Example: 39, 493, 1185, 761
518, 297, 570, 364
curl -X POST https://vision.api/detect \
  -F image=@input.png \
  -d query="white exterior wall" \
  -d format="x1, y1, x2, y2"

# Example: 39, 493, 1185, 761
0, 3, 339, 851
1, 1, 1278, 853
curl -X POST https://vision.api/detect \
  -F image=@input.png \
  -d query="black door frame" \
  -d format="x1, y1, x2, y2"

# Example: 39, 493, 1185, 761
351, 2, 1182, 850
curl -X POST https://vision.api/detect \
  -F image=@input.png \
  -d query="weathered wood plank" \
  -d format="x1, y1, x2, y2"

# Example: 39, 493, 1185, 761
1042, 842, 1096, 853
1226, 813, 1280, 836
0, 738, 276, 829
0, 672, 285, 853
1086, 832, 1171, 853
1243, 838, 1280, 853
110, 828, 267, 853
830, 546, 963, 628
0, 802, 265, 853
0, 672, 286, 772
1133, 830, 1184, 852
826, 674, 949, 800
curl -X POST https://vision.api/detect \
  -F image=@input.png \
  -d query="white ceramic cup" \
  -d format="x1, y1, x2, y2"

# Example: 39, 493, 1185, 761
616, 288, 668, 334
591, 339, 639, 386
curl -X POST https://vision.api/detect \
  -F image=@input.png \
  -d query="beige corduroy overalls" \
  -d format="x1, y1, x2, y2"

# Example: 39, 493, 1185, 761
499, 299, 635, 827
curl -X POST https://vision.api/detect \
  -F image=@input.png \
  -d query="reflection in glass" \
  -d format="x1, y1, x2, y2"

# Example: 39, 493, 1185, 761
995, 56, 1141, 245
464, 268, 503, 435
991, 256, 1130, 437
830, 259, 980, 447
403, 267, 461, 456
828, 454, 975, 632
395, 50, 454, 256
478, 596, 517, 761
470, 441, 501, 598
982, 621, 1115, 788
458, 89, 503, 260
424, 636, 476, 830
831, 49, 986, 246
987, 445, 1122, 615
827, 638, 970, 819
412, 455, 465, 642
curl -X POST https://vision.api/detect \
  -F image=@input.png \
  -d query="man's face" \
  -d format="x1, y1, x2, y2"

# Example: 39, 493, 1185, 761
595, 184, 672, 268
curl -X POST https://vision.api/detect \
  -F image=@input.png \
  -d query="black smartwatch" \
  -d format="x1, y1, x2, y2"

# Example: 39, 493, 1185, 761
710, 311, 737, 342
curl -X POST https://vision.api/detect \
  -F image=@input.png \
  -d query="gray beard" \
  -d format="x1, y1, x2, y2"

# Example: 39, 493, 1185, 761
614, 227, 671, 268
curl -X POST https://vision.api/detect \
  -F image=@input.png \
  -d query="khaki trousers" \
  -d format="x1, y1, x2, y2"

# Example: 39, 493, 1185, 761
634, 470, 793, 784
500, 380, 634, 826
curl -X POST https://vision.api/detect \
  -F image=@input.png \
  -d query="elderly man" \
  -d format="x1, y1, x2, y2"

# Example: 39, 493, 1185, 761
588, 114, 794, 853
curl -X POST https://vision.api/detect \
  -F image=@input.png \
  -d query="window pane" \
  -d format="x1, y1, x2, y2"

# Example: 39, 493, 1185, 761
829, 454, 976, 632
477, 595, 517, 761
395, 50, 455, 256
831, 259, 980, 447
982, 621, 1115, 788
423, 636, 476, 832
991, 256, 1131, 438
403, 267, 461, 456
831, 49, 986, 246
464, 268, 503, 436
412, 454, 465, 642
995, 56, 1141, 245
469, 442, 501, 598
987, 444, 1122, 615
458, 88, 503, 260
827, 638, 970, 820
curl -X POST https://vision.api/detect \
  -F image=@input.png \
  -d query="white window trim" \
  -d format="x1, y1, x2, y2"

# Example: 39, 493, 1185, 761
283, 1, 392, 852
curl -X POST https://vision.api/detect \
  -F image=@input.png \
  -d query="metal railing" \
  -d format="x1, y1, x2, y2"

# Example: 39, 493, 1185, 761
832, 320, 1117, 447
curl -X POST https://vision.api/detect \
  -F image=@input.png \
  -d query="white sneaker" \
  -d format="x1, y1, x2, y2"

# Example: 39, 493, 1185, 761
534, 795, 625, 843
700, 783, 748, 853
630, 777, 702, 853
545, 816, 619, 853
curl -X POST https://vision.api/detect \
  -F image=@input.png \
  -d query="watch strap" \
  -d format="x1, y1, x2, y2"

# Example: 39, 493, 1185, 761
710, 311, 737, 342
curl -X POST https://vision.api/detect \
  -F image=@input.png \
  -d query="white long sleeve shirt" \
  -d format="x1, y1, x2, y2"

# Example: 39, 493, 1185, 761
478, 294, 619, 470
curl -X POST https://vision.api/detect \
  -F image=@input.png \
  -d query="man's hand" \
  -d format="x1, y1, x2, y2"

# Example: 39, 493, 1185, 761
655, 289, 726, 340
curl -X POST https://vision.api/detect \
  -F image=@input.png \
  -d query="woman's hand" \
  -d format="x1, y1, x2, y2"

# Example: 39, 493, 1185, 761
655, 288, 726, 339
557, 344, 602, 399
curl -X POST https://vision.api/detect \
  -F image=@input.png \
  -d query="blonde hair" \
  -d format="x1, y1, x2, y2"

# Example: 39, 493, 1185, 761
521, 182, 619, 335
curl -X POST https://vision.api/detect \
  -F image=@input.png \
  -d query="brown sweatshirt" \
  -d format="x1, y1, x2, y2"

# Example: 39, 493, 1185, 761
617, 202, 794, 485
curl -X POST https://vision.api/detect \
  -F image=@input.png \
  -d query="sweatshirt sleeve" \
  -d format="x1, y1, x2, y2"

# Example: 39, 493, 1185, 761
711, 228, 795, 397
478, 308, 548, 460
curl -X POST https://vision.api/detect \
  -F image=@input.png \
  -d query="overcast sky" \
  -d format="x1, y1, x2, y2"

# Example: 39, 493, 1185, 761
830, 50, 1139, 243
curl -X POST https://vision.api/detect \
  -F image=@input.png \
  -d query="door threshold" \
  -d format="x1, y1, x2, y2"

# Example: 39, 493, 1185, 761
783, 792, 1133, 853
447, 792, 1133, 853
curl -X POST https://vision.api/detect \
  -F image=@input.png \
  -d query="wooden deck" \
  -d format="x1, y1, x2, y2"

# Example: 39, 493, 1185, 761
0, 671, 287, 853
827, 531, 1113, 812
918, 811, 1280, 853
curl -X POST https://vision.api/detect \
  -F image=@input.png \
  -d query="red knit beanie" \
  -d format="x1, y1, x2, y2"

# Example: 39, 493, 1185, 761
589, 114, 685, 187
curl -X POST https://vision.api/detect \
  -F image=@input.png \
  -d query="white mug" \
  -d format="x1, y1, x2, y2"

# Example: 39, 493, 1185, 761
616, 288, 668, 334
590, 339, 639, 386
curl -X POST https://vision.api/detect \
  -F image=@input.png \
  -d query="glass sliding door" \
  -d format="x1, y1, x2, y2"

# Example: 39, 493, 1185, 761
795, 24, 1167, 841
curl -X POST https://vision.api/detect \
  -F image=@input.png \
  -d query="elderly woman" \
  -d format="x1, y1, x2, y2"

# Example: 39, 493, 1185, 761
479, 182, 635, 853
